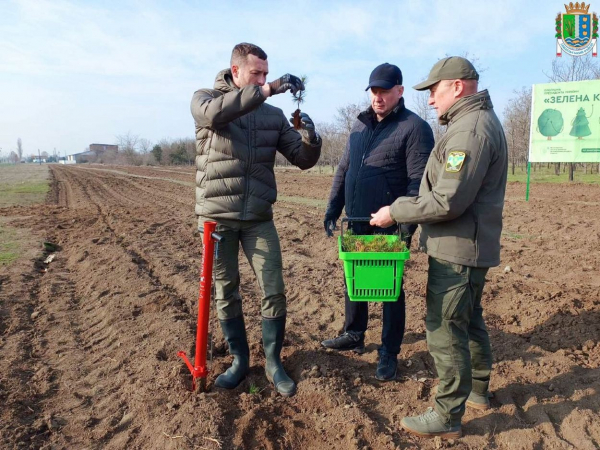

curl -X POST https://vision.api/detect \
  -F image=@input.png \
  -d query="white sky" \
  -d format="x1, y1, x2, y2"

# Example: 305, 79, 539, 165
0, 0, 563, 157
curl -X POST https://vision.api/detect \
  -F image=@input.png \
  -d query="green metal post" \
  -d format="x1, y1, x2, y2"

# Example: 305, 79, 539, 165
525, 162, 531, 201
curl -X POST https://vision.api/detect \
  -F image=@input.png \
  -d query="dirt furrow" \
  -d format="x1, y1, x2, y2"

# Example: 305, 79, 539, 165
2, 164, 600, 449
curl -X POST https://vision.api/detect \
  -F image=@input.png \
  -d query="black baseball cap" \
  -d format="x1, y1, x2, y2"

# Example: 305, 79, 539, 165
365, 63, 403, 91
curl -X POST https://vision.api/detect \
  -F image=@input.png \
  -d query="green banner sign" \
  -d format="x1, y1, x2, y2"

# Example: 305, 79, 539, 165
530, 80, 600, 162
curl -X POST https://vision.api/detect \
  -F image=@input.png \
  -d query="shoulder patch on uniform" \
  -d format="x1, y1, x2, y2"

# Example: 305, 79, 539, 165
445, 151, 466, 173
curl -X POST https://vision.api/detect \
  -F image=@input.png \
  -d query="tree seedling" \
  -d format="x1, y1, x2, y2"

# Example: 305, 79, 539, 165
292, 75, 308, 130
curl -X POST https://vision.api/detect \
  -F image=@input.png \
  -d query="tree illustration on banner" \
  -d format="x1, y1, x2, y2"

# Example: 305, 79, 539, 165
570, 107, 593, 139
537, 109, 564, 140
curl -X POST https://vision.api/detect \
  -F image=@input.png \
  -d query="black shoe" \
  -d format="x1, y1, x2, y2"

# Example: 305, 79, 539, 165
321, 332, 365, 354
375, 352, 397, 381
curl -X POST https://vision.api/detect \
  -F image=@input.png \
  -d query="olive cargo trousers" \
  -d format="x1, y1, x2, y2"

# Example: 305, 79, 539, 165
200, 218, 286, 320
426, 256, 491, 425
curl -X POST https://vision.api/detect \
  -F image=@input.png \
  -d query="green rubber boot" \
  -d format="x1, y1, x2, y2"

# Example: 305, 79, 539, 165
262, 316, 296, 397
214, 316, 249, 389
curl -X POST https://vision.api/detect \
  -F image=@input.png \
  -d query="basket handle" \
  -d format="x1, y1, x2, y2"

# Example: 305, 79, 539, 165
340, 217, 402, 237
340, 217, 371, 237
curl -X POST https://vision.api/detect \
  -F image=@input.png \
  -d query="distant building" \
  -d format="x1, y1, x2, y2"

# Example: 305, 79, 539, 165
71, 144, 118, 163
71, 151, 95, 164
59, 156, 76, 165
90, 144, 118, 153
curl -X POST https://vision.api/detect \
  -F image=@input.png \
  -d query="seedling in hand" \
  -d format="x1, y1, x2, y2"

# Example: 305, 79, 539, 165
292, 75, 308, 130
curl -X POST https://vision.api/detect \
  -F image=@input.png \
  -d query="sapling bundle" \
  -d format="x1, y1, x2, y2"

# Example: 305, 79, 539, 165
341, 230, 407, 253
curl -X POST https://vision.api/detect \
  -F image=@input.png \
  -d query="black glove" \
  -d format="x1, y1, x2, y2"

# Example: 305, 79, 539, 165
268, 73, 305, 96
289, 112, 318, 142
324, 213, 337, 237
400, 223, 416, 249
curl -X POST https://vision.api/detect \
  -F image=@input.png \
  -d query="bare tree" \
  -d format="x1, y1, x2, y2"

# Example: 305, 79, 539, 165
122, 148, 142, 165
9, 151, 19, 164
184, 139, 195, 164
17, 138, 23, 161
116, 132, 141, 165
546, 54, 600, 82
503, 87, 532, 175
412, 90, 433, 124
317, 100, 370, 172
335, 102, 367, 136
316, 121, 347, 171
139, 138, 152, 155
116, 132, 139, 152
412, 91, 446, 141
545, 54, 600, 180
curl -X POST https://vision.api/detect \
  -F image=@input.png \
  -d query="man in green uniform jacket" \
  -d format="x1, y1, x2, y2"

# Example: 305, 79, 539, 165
191, 43, 322, 397
370, 56, 508, 438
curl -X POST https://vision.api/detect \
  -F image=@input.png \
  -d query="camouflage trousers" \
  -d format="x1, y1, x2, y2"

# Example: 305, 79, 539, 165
426, 256, 492, 425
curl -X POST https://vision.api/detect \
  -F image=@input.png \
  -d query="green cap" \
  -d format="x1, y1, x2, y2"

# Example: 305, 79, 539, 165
413, 56, 479, 91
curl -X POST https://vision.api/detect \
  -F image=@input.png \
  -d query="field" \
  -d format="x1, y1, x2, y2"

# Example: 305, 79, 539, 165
0, 164, 50, 207
506, 165, 600, 184
1, 164, 600, 449
0, 165, 50, 266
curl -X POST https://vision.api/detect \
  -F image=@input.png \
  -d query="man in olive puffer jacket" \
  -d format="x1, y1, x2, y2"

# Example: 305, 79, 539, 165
191, 42, 321, 397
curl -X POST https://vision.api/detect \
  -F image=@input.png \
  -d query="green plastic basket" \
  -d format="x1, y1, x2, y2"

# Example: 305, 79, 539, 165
338, 219, 410, 302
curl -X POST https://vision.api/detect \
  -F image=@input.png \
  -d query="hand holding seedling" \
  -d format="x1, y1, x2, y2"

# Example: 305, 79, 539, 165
286, 75, 317, 142
289, 112, 317, 141
268, 73, 305, 96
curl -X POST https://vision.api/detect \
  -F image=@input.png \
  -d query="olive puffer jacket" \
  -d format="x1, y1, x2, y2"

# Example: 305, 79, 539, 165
191, 69, 321, 221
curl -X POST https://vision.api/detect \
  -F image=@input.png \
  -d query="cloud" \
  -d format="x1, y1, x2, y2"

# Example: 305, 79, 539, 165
0, 0, 555, 154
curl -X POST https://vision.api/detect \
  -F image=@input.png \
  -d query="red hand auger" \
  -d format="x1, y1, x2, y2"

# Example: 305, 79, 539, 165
177, 221, 223, 392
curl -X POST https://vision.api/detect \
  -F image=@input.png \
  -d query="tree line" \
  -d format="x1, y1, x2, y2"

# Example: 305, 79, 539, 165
75, 133, 197, 166
6, 55, 600, 178
71, 81, 600, 179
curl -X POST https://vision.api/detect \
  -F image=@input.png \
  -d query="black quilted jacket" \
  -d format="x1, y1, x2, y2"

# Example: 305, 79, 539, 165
326, 98, 434, 234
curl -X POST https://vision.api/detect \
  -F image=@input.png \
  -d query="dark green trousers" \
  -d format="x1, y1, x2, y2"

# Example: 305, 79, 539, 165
426, 257, 491, 425
199, 218, 286, 320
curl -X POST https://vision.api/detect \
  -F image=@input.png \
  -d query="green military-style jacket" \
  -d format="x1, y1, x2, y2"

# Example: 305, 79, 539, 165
390, 90, 507, 267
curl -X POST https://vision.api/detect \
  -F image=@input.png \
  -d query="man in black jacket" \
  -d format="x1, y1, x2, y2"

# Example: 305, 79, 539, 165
321, 63, 434, 381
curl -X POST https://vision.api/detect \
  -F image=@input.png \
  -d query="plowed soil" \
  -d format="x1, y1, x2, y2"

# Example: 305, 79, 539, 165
1, 164, 600, 450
